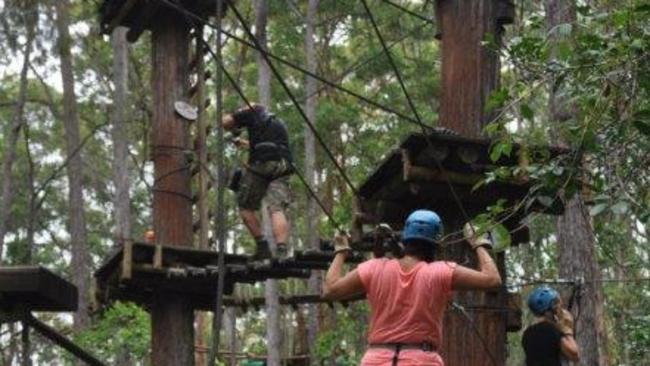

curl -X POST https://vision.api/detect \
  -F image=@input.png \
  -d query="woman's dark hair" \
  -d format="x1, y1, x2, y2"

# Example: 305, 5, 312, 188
403, 239, 436, 262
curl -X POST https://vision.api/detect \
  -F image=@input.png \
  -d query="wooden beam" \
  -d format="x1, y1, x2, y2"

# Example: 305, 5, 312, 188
27, 315, 106, 366
121, 240, 133, 280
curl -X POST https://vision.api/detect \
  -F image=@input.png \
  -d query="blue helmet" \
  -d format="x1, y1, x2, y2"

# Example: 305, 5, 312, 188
402, 210, 443, 244
528, 286, 559, 316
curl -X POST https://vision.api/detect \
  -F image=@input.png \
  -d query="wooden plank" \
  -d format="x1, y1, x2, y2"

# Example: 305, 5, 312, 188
27, 315, 106, 366
153, 244, 163, 269
0, 266, 78, 312
121, 240, 133, 280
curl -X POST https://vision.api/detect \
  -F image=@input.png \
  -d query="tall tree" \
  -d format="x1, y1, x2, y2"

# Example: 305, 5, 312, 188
111, 26, 131, 244
110, 25, 132, 366
546, 1, 608, 365
54, 0, 91, 329
0, 3, 36, 263
303, 0, 321, 363
256, 1, 282, 365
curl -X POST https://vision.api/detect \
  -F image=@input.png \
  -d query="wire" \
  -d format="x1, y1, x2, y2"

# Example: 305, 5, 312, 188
451, 302, 500, 366
153, 0, 435, 130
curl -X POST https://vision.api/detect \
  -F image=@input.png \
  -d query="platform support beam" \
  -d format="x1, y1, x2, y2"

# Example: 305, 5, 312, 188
435, 1, 511, 365
150, 8, 195, 366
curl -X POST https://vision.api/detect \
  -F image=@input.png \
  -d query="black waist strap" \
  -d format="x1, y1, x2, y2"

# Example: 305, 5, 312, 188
369, 342, 437, 365
368, 342, 436, 352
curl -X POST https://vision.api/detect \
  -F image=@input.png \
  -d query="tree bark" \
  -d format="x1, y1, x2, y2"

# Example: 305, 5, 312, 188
304, 1, 321, 364
54, 0, 91, 330
255, 2, 282, 365
110, 26, 132, 366
546, 1, 608, 365
150, 8, 194, 365
0, 13, 35, 263
111, 26, 132, 243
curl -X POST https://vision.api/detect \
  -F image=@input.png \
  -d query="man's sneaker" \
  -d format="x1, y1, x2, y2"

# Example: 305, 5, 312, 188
252, 239, 272, 261
276, 243, 289, 260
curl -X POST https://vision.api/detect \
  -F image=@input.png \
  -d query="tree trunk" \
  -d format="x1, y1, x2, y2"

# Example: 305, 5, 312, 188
304, 1, 321, 364
23, 119, 36, 265
0, 14, 35, 263
546, 1, 608, 365
256, 2, 282, 365
223, 307, 238, 366
54, 0, 91, 330
111, 26, 132, 243
150, 7, 195, 365
111, 26, 133, 366
256, 0, 271, 108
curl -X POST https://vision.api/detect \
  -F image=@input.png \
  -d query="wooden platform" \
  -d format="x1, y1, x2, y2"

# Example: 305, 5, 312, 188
99, 0, 234, 42
356, 131, 569, 243
0, 266, 77, 319
94, 242, 365, 311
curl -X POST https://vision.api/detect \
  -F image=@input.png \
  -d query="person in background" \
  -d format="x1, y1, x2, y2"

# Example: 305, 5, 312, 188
323, 209, 502, 365
522, 286, 580, 366
221, 103, 293, 260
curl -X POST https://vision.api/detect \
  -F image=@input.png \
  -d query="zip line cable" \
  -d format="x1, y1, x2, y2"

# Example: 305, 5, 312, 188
199, 39, 346, 233
154, 0, 435, 131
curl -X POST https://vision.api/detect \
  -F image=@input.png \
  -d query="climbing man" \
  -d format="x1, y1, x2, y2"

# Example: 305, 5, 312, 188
221, 103, 293, 260
522, 286, 580, 365
323, 210, 502, 365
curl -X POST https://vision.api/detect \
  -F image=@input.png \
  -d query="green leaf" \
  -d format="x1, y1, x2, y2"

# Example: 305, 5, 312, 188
520, 104, 534, 121
490, 141, 513, 162
537, 195, 554, 207
491, 224, 511, 253
633, 120, 650, 136
610, 201, 629, 215
590, 203, 608, 216
550, 23, 573, 37
634, 4, 650, 12
486, 88, 510, 113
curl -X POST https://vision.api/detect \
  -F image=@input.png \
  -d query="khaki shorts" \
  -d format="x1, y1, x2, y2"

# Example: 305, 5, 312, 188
237, 160, 292, 212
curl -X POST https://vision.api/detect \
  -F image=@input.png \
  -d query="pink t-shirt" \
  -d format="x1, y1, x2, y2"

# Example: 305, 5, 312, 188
357, 258, 457, 366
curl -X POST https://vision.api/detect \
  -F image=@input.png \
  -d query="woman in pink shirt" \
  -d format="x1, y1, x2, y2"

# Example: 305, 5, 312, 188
323, 210, 502, 366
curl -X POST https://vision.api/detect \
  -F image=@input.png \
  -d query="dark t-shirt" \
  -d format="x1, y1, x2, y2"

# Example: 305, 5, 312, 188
233, 109, 292, 163
522, 321, 563, 366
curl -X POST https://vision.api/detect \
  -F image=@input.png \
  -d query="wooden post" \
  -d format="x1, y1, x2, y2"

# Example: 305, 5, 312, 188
435, 1, 511, 365
150, 8, 194, 366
